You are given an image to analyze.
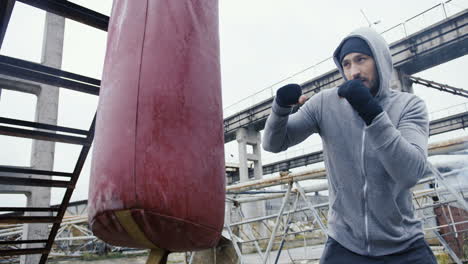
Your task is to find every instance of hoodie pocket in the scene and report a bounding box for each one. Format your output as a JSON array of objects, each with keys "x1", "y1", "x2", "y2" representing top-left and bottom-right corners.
[
  {"x1": 369, "y1": 188, "x2": 405, "y2": 238},
  {"x1": 329, "y1": 187, "x2": 364, "y2": 241}
]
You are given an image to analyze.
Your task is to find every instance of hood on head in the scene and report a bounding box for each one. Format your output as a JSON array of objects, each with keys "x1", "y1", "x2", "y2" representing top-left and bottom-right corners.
[{"x1": 333, "y1": 27, "x2": 393, "y2": 99}]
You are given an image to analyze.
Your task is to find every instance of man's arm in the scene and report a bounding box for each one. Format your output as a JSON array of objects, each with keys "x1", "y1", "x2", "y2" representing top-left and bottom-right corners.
[
  {"x1": 366, "y1": 97, "x2": 429, "y2": 188},
  {"x1": 338, "y1": 80, "x2": 429, "y2": 188},
  {"x1": 262, "y1": 90, "x2": 322, "y2": 153}
]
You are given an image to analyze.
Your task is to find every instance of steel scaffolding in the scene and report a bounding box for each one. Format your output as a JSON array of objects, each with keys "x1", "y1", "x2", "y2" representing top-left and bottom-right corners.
[
  {"x1": 0, "y1": 160, "x2": 467, "y2": 263},
  {"x1": 223, "y1": 164, "x2": 468, "y2": 264}
]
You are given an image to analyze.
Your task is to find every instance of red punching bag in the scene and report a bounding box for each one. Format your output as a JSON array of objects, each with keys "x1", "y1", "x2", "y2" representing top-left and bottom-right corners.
[{"x1": 88, "y1": 0, "x2": 225, "y2": 254}]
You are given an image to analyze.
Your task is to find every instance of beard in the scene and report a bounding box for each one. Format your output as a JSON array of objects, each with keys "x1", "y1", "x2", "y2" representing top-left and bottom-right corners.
[{"x1": 369, "y1": 78, "x2": 380, "y2": 96}]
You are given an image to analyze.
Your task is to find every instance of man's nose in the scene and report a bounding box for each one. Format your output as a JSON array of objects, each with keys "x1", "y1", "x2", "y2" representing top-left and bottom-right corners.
[{"x1": 350, "y1": 65, "x2": 361, "y2": 80}]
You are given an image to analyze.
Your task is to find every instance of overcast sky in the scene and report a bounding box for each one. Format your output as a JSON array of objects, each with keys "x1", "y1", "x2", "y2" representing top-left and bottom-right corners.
[{"x1": 0, "y1": 0, "x2": 467, "y2": 206}]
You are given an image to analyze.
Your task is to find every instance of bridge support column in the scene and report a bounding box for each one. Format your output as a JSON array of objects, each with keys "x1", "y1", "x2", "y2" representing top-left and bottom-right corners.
[
  {"x1": 236, "y1": 127, "x2": 263, "y2": 181},
  {"x1": 391, "y1": 68, "x2": 413, "y2": 93},
  {"x1": 19, "y1": 12, "x2": 64, "y2": 264},
  {"x1": 236, "y1": 127, "x2": 267, "y2": 243}
]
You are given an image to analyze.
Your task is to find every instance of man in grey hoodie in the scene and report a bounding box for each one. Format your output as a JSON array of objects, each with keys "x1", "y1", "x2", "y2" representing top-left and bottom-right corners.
[{"x1": 263, "y1": 28, "x2": 437, "y2": 263}]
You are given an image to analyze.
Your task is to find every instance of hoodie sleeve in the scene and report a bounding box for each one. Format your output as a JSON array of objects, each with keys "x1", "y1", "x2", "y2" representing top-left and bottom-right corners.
[
  {"x1": 366, "y1": 97, "x2": 429, "y2": 188},
  {"x1": 262, "y1": 92, "x2": 323, "y2": 153}
]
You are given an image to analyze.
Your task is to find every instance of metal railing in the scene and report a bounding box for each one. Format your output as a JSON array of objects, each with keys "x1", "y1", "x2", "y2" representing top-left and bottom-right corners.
[
  {"x1": 429, "y1": 102, "x2": 468, "y2": 121},
  {"x1": 224, "y1": 167, "x2": 468, "y2": 264}
]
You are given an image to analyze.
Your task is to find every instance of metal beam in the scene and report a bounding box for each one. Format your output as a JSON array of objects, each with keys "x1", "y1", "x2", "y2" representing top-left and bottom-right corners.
[
  {"x1": 262, "y1": 183, "x2": 292, "y2": 264},
  {"x1": 0, "y1": 112, "x2": 94, "y2": 264},
  {"x1": 234, "y1": 182, "x2": 329, "y2": 203},
  {"x1": 0, "y1": 216, "x2": 59, "y2": 224},
  {"x1": 0, "y1": 55, "x2": 100, "y2": 86},
  {"x1": 296, "y1": 182, "x2": 327, "y2": 233},
  {"x1": 0, "y1": 55, "x2": 100, "y2": 95},
  {"x1": 430, "y1": 111, "x2": 468, "y2": 136},
  {"x1": 0, "y1": 116, "x2": 89, "y2": 135},
  {"x1": 0, "y1": 0, "x2": 15, "y2": 49},
  {"x1": 0, "y1": 248, "x2": 48, "y2": 256},
  {"x1": 0, "y1": 176, "x2": 71, "y2": 188},
  {"x1": 428, "y1": 136, "x2": 468, "y2": 155},
  {"x1": 17, "y1": 0, "x2": 109, "y2": 31},
  {"x1": 432, "y1": 230, "x2": 463, "y2": 264},
  {"x1": 227, "y1": 168, "x2": 326, "y2": 193},
  {"x1": 0, "y1": 166, "x2": 73, "y2": 177},
  {"x1": 0, "y1": 76, "x2": 40, "y2": 95},
  {"x1": 228, "y1": 164, "x2": 460, "y2": 195},
  {"x1": 409, "y1": 75, "x2": 468, "y2": 98},
  {"x1": 39, "y1": 115, "x2": 96, "y2": 264},
  {"x1": 0, "y1": 207, "x2": 59, "y2": 212},
  {"x1": 0, "y1": 125, "x2": 90, "y2": 145},
  {"x1": 0, "y1": 240, "x2": 48, "y2": 245}
]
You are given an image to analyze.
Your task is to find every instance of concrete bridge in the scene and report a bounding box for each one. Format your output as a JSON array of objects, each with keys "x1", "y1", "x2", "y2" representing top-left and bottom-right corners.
[{"x1": 223, "y1": 9, "x2": 468, "y2": 143}]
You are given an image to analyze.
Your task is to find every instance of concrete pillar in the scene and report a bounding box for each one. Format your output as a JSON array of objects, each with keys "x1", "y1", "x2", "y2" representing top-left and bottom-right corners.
[
  {"x1": 235, "y1": 127, "x2": 266, "y2": 243},
  {"x1": 236, "y1": 127, "x2": 263, "y2": 181},
  {"x1": 390, "y1": 68, "x2": 413, "y2": 93},
  {"x1": 21, "y1": 12, "x2": 64, "y2": 264}
]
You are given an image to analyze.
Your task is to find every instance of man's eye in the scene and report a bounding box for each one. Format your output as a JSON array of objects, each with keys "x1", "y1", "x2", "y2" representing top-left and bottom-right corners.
[
  {"x1": 342, "y1": 62, "x2": 349, "y2": 67},
  {"x1": 358, "y1": 57, "x2": 366, "y2": 62}
]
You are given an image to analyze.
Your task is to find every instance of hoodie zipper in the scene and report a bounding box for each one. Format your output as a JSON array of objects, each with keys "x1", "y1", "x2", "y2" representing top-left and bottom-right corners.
[{"x1": 361, "y1": 129, "x2": 370, "y2": 254}]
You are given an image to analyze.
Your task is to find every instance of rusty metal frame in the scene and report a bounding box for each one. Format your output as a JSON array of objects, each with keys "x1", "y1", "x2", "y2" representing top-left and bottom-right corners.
[
  {"x1": 0, "y1": 1, "x2": 105, "y2": 263},
  {"x1": 16, "y1": 0, "x2": 109, "y2": 31},
  {"x1": 408, "y1": 75, "x2": 468, "y2": 98}
]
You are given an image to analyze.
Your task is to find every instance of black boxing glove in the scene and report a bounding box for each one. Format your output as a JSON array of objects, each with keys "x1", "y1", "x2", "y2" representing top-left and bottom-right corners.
[
  {"x1": 275, "y1": 83, "x2": 302, "y2": 107},
  {"x1": 338, "y1": 79, "x2": 383, "y2": 125}
]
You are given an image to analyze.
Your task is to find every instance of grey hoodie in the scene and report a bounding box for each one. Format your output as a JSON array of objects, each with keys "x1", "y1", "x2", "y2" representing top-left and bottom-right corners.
[{"x1": 262, "y1": 27, "x2": 429, "y2": 256}]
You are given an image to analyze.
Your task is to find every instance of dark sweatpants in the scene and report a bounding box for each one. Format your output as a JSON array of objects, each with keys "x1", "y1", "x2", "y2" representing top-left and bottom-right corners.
[{"x1": 320, "y1": 236, "x2": 438, "y2": 264}]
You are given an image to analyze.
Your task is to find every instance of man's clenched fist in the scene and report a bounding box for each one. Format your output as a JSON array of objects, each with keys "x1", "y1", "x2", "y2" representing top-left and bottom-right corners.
[
  {"x1": 338, "y1": 79, "x2": 382, "y2": 125},
  {"x1": 275, "y1": 84, "x2": 305, "y2": 107}
]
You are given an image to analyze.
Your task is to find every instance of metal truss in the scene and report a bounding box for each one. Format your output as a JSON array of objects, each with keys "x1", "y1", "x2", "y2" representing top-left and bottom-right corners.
[
  {"x1": 0, "y1": 163, "x2": 466, "y2": 263},
  {"x1": 408, "y1": 75, "x2": 468, "y2": 99},
  {"x1": 0, "y1": 0, "x2": 106, "y2": 262},
  {"x1": 0, "y1": 215, "x2": 144, "y2": 263}
]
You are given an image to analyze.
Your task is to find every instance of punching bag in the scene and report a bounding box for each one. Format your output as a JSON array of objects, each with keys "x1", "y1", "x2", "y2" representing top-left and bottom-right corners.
[{"x1": 88, "y1": 0, "x2": 225, "y2": 254}]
